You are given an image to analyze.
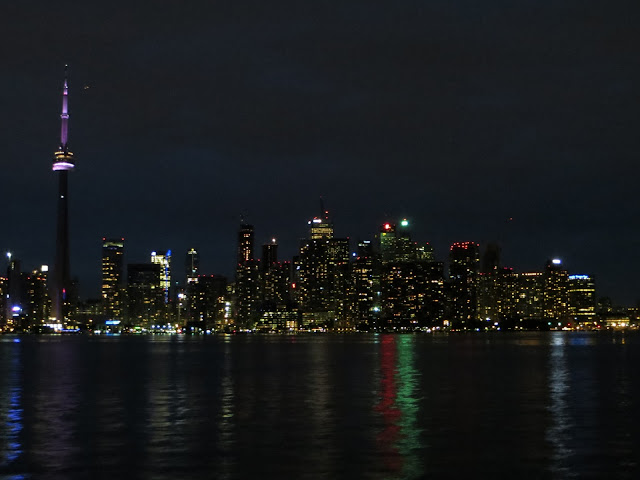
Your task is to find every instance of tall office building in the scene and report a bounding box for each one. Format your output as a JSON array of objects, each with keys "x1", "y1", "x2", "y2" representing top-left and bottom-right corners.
[
  {"x1": 102, "y1": 238, "x2": 125, "y2": 320},
  {"x1": 185, "y1": 248, "x2": 199, "y2": 284},
  {"x1": 568, "y1": 274, "x2": 596, "y2": 324},
  {"x1": 379, "y1": 219, "x2": 415, "y2": 264},
  {"x1": 127, "y1": 263, "x2": 163, "y2": 327},
  {"x1": 517, "y1": 272, "x2": 544, "y2": 321},
  {"x1": 351, "y1": 240, "x2": 379, "y2": 328},
  {"x1": 5, "y1": 257, "x2": 26, "y2": 325},
  {"x1": 476, "y1": 243, "x2": 501, "y2": 323},
  {"x1": 26, "y1": 266, "x2": 50, "y2": 325},
  {"x1": 378, "y1": 222, "x2": 444, "y2": 329},
  {"x1": 448, "y1": 241, "x2": 480, "y2": 327},
  {"x1": 51, "y1": 66, "x2": 75, "y2": 323},
  {"x1": 151, "y1": 250, "x2": 172, "y2": 304},
  {"x1": 543, "y1": 259, "x2": 569, "y2": 325},
  {"x1": 235, "y1": 223, "x2": 260, "y2": 327},
  {"x1": 260, "y1": 239, "x2": 289, "y2": 304},
  {"x1": 0, "y1": 275, "x2": 7, "y2": 329},
  {"x1": 308, "y1": 213, "x2": 334, "y2": 240},
  {"x1": 298, "y1": 211, "x2": 350, "y2": 329},
  {"x1": 237, "y1": 224, "x2": 254, "y2": 264},
  {"x1": 190, "y1": 275, "x2": 228, "y2": 330}
]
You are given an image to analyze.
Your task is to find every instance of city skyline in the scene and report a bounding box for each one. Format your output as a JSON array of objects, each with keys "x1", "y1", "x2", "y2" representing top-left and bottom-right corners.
[{"x1": 2, "y1": 1, "x2": 639, "y2": 304}]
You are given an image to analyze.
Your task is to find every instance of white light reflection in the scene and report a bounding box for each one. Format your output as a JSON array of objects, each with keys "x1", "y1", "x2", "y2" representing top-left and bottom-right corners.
[{"x1": 547, "y1": 333, "x2": 573, "y2": 475}]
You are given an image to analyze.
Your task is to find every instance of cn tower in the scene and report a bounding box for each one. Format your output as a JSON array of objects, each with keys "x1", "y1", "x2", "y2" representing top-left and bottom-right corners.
[{"x1": 51, "y1": 65, "x2": 75, "y2": 323}]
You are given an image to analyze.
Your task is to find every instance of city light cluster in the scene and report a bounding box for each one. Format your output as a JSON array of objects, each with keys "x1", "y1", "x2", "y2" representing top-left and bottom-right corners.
[{"x1": 0, "y1": 215, "x2": 636, "y2": 335}]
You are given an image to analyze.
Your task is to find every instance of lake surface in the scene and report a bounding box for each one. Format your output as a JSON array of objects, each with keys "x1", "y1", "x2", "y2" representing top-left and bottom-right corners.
[{"x1": 0, "y1": 332, "x2": 639, "y2": 479}]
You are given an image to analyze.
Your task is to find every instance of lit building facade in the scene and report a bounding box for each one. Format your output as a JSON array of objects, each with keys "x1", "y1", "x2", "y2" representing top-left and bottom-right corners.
[
  {"x1": 102, "y1": 238, "x2": 124, "y2": 320},
  {"x1": 448, "y1": 242, "x2": 480, "y2": 327},
  {"x1": 568, "y1": 274, "x2": 596, "y2": 324},
  {"x1": 185, "y1": 248, "x2": 199, "y2": 284},
  {"x1": 151, "y1": 250, "x2": 171, "y2": 304},
  {"x1": 298, "y1": 212, "x2": 350, "y2": 329},
  {"x1": 544, "y1": 259, "x2": 569, "y2": 325},
  {"x1": 235, "y1": 223, "x2": 260, "y2": 327},
  {"x1": 127, "y1": 263, "x2": 163, "y2": 327},
  {"x1": 0, "y1": 275, "x2": 6, "y2": 329},
  {"x1": 26, "y1": 266, "x2": 50, "y2": 325},
  {"x1": 379, "y1": 220, "x2": 415, "y2": 265},
  {"x1": 517, "y1": 272, "x2": 545, "y2": 321},
  {"x1": 351, "y1": 240, "x2": 380, "y2": 328},
  {"x1": 189, "y1": 275, "x2": 228, "y2": 330}
]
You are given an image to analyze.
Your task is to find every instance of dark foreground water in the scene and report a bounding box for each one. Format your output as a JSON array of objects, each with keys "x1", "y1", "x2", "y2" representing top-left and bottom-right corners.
[{"x1": 0, "y1": 332, "x2": 639, "y2": 479}]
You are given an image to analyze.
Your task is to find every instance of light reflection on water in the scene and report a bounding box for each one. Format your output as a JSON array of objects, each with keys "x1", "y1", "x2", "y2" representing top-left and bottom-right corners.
[
  {"x1": 0, "y1": 333, "x2": 639, "y2": 479},
  {"x1": 547, "y1": 333, "x2": 573, "y2": 476},
  {"x1": 0, "y1": 339, "x2": 24, "y2": 480}
]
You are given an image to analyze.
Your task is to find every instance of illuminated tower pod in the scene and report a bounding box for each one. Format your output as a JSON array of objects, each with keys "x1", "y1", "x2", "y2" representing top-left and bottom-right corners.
[
  {"x1": 102, "y1": 238, "x2": 125, "y2": 320},
  {"x1": 51, "y1": 66, "x2": 75, "y2": 323}
]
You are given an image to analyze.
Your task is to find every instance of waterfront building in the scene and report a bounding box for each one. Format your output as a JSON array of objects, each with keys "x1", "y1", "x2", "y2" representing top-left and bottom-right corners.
[
  {"x1": 448, "y1": 241, "x2": 480, "y2": 328},
  {"x1": 259, "y1": 239, "x2": 291, "y2": 305},
  {"x1": 151, "y1": 250, "x2": 172, "y2": 304},
  {"x1": 5, "y1": 257, "x2": 27, "y2": 330},
  {"x1": 543, "y1": 259, "x2": 569, "y2": 325},
  {"x1": 102, "y1": 238, "x2": 124, "y2": 320},
  {"x1": 381, "y1": 260, "x2": 444, "y2": 329},
  {"x1": 235, "y1": 223, "x2": 260, "y2": 327},
  {"x1": 189, "y1": 275, "x2": 227, "y2": 330},
  {"x1": 517, "y1": 272, "x2": 545, "y2": 322},
  {"x1": 0, "y1": 275, "x2": 6, "y2": 329},
  {"x1": 127, "y1": 263, "x2": 163, "y2": 327},
  {"x1": 308, "y1": 208, "x2": 334, "y2": 240},
  {"x1": 568, "y1": 274, "x2": 596, "y2": 325},
  {"x1": 298, "y1": 211, "x2": 350, "y2": 329},
  {"x1": 379, "y1": 220, "x2": 416, "y2": 265},
  {"x1": 26, "y1": 266, "x2": 50, "y2": 326},
  {"x1": 377, "y1": 222, "x2": 444, "y2": 329},
  {"x1": 351, "y1": 240, "x2": 380, "y2": 328},
  {"x1": 185, "y1": 248, "x2": 199, "y2": 284},
  {"x1": 51, "y1": 66, "x2": 75, "y2": 323}
]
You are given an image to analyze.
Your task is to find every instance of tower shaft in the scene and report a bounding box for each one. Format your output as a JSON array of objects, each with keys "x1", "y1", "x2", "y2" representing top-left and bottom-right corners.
[{"x1": 52, "y1": 171, "x2": 70, "y2": 322}]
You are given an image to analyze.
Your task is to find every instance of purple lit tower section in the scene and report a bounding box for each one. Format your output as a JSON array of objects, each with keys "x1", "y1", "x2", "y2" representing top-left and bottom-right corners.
[{"x1": 51, "y1": 66, "x2": 75, "y2": 323}]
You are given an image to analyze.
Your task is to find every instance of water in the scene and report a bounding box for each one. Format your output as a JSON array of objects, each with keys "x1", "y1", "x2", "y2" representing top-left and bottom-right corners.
[{"x1": 0, "y1": 332, "x2": 639, "y2": 479}]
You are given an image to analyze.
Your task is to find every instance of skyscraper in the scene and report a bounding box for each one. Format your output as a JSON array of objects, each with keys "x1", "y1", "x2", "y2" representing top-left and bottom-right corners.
[
  {"x1": 237, "y1": 224, "x2": 254, "y2": 264},
  {"x1": 235, "y1": 223, "x2": 260, "y2": 327},
  {"x1": 568, "y1": 274, "x2": 596, "y2": 324},
  {"x1": 448, "y1": 241, "x2": 480, "y2": 327},
  {"x1": 127, "y1": 263, "x2": 163, "y2": 327},
  {"x1": 51, "y1": 66, "x2": 75, "y2": 323},
  {"x1": 298, "y1": 211, "x2": 350, "y2": 329},
  {"x1": 544, "y1": 259, "x2": 569, "y2": 325},
  {"x1": 185, "y1": 248, "x2": 199, "y2": 284},
  {"x1": 151, "y1": 250, "x2": 172, "y2": 303},
  {"x1": 102, "y1": 238, "x2": 125, "y2": 320},
  {"x1": 26, "y1": 266, "x2": 50, "y2": 326}
]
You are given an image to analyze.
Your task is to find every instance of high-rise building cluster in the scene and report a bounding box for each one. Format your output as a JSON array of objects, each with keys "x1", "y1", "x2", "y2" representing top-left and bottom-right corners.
[
  {"x1": 2, "y1": 210, "x2": 635, "y2": 333},
  {"x1": 0, "y1": 69, "x2": 632, "y2": 334}
]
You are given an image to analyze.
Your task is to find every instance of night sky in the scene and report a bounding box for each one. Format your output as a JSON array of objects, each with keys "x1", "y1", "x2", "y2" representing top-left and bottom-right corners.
[{"x1": 2, "y1": 1, "x2": 639, "y2": 304}]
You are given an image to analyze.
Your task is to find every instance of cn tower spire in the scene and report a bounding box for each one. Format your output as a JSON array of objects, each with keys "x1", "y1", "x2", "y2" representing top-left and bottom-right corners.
[
  {"x1": 53, "y1": 65, "x2": 74, "y2": 172},
  {"x1": 60, "y1": 64, "x2": 69, "y2": 151}
]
